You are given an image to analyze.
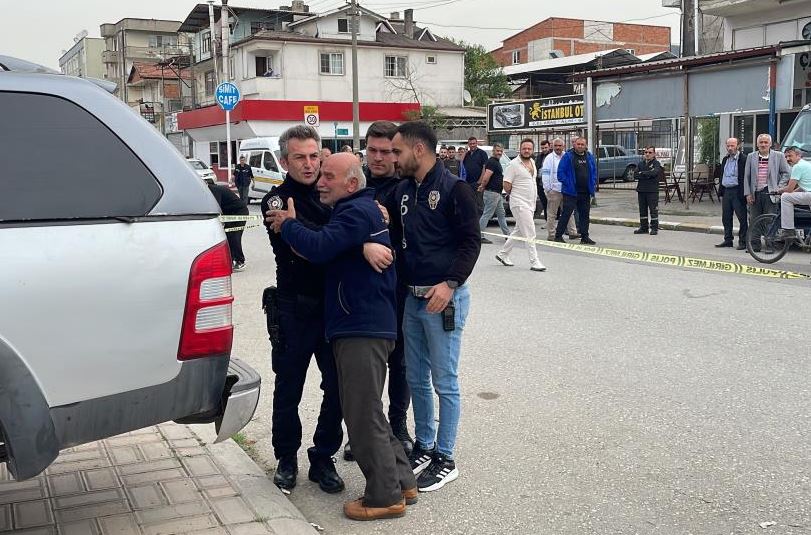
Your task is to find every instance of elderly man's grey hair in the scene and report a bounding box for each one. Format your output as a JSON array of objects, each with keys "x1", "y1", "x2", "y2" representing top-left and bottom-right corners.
[
  {"x1": 279, "y1": 125, "x2": 321, "y2": 159},
  {"x1": 492, "y1": 142, "x2": 504, "y2": 150},
  {"x1": 346, "y1": 160, "x2": 366, "y2": 188},
  {"x1": 757, "y1": 133, "x2": 773, "y2": 143}
]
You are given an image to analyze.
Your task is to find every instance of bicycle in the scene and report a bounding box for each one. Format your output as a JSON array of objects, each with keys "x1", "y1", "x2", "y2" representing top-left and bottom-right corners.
[{"x1": 747, "y1": 195, "x2": 811, "y2": 263}]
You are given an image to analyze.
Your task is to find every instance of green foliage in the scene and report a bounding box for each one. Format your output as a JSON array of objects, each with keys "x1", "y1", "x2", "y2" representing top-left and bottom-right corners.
[
  {"x1": 452, "y1": 40, "x2": 511, "y2": 106},
  {"x1": 697, "y1": 117, "x2": 720, "y2": 166},
  {"x1": 404, "y1": 105, "x2": 448, "y2": 129}
]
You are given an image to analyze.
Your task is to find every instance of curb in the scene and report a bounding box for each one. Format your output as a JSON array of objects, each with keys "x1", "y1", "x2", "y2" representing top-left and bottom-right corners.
[
  {"x1": 188, "y1": 424, "x2": 319, "y2": 535},
  {"x1": 590, "y1": 216, "x2": 730, "y2": 235}
]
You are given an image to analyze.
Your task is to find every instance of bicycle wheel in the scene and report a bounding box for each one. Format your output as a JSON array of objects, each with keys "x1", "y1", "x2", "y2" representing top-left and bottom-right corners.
[{"x1": 747, "y1": 213, "x2": 790, "y2": 263}]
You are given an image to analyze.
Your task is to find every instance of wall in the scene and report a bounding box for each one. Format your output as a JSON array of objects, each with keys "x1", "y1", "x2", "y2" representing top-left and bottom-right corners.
[
  {"x1": 230, "y1": 40, "x2": 463, "y2": 107},
  {"x1": 724, "y1": 10, "x2": 811, "y2": 49}
]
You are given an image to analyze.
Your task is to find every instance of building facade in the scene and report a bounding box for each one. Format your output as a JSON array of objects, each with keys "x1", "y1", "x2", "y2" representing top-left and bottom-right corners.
[
  {"x1": 177, "y1": 2, "x2": 465, "y2": 173},
  {"x1": 58, "y1": 36, "x2": 105, "y2": 79},
  {"x1": 700, "y1": 0, "x2": 811, "y2": 51},
  {"x1": 99, "y1": 18, "x2": 191, "y2": 110},
  {"x1": 491, "y1": 18, "x2": 671, "y2": 67}
]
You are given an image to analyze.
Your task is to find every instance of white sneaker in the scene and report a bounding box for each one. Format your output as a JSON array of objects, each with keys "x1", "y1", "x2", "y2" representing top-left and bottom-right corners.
[
  {"x1": 495, "y1": 253, "x2": 514, "y2": 267},
  {"x1": 530, "y1": 261, "x2": 546, "y2": 272}
]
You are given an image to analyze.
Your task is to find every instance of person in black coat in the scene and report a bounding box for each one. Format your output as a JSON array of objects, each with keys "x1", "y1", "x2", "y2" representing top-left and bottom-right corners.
[
  {"x1": 205, "y1": 178, "x2": 248, "y2": 270},
  {"x1": 714, "y1": 137, "x2": 748, "y2": 249},
  {"x1": 634, "y1": 146, "x2": 663, "y2": 235}
]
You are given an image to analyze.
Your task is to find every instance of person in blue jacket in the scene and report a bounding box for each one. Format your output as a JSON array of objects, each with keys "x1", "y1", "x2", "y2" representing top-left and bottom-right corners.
[
  {"x1": 267, "y1": 152, "x2": 416, "y2": 522},
  {"x1": 554, "y1": 137, "x2": 598, "y2": 245}
]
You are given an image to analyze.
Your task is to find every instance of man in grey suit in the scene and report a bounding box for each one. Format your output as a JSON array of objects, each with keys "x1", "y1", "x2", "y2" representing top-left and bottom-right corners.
[{"x1": 744, "y1": 133, "x2": 791, "y2": 250}]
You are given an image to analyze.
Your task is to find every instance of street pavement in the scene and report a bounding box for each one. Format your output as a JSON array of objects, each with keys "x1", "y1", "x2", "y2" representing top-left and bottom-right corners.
[{"x1": 231, "y1": 202, "x2": 810, "y2": 535}]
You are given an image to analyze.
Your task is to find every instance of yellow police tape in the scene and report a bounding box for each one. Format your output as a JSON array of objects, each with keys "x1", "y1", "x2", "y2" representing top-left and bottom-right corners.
[
  {"x1": 482, "y1": 231, "x2": 811, "y2": 280},
  {"x1": 218, "y1": 214, "x2": 263, "y2": 233}
]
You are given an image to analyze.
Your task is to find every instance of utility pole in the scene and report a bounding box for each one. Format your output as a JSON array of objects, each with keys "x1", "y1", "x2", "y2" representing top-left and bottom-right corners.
[
  {"x1": 350, "y1": 0, "x2": 360, "y2": 150},
  {"x1": 221, "y1": 0, "x2": 233, "y2": 185},
  {"x1": 207, "y1": 0, "x2": 219, "y2": 83},
  {"x1": 681, "y1": 0, "x2": 697, "y2": 57}
]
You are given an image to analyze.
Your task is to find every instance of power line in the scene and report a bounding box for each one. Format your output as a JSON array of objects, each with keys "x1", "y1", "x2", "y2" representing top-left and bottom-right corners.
[{"x1": 415, "y1": 12, "x2": 679, "y2": 32}]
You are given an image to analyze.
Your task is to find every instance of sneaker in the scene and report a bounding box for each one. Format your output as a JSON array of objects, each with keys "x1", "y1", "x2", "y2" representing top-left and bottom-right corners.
[
  {"x1": 233, "y1": 261, "x2": 246, "y2": 272},
  {"x1": 416, "y1": 454, "x2": 458, "y2": 492},
  {"x1": 408, "y1": 443, "x2": 435, "y2": 475},
  {"x1": 580, "y1": 237, "x2": 596, "y2": 245},
  {"x1": 481, "y1": 236, "x2": 493, "y2": 244},
  {"x1": 529, "y1": 261, "x2": 547, "y2": 272},
  {"x1": 553, "y1": 236, "x2": 566, "y2": 243},
  {"x1": 495, "y1": 253, "x2": 514, "y2": 267}
]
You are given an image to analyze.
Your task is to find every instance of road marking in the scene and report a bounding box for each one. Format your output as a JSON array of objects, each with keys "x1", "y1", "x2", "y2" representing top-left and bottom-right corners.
[{"x1": 483, "y1": 231, "x2": 811, "y2": 280}]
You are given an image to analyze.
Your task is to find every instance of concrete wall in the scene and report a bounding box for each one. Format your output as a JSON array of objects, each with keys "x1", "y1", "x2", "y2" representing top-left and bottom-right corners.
[{"x1": 724, "y1": 10, "x2": 811, "y2": 50}]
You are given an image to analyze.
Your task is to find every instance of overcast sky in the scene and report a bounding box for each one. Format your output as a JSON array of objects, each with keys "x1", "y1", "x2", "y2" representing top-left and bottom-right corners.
[{"x1": 1, "y1": 0, "x2": 682, "y2": 69}]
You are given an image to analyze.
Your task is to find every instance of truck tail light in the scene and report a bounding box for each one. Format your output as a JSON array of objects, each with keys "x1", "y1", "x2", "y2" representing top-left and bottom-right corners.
[{"x1": 178, "y1": 241, "x2": 234, "y2": 360}]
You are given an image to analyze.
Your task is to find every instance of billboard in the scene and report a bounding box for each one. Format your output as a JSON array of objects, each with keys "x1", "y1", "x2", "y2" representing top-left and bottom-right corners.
[{"x1": 488, "y1": 95, "x2": 585, "y2": 132}]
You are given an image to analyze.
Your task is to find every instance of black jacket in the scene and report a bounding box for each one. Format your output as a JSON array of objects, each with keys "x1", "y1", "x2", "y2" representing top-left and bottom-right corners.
[
  {"x1": 714, "y1": 153, "x2": 746, "y2": 199},
  {"x1": 262, "y1": 177, "x2": 331, "y2": 299},
  {"x1": 636, "y1": 158, "x2": 662, "y2": 193},
  {"x1": 387, "y1": 162, "x2": 480, "y2": 287},
  {"x1": 233, "y1": 163, "x2": 253, "y2": 188},
  {"x1": 208, "y1": 183, "x2": 248, "y2": 216}
]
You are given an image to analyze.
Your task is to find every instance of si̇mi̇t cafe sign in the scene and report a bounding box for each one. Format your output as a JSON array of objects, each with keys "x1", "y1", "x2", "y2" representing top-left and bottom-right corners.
[{"x1": 488, "y1": 95, "x2": 585, "y2": 132}]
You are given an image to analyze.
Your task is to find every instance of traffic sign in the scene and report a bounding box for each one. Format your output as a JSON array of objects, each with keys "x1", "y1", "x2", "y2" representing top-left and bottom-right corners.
[
  {"x1": 304, "y1": 105, "x2": 320, "y2": 127},
  {"x1": 215, "y1": 82, "x2": 241, "y2": 111}
]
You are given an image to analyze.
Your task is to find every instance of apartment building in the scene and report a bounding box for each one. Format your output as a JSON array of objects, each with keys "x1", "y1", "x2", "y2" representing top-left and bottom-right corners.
[{"x1": 58, "y1": 35, "x2": 105, "y2": 79}]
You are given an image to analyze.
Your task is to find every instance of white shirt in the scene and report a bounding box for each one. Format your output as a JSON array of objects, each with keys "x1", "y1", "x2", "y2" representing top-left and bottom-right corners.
[
  {"x1": 504, "y1": 157, "x2": 537, "y2": 208},
  {"x1": 541, "y1": 151, "x2": 563, "y2": 192}
]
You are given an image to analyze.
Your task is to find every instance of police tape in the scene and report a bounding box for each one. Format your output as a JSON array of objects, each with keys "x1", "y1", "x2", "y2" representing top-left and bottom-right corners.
[
  {"x1": 482, "y1": 231, "x2": 811, "y2": 280},
  {"x1": 218, "y1": 215, "x2": 263, "y2": 233}
]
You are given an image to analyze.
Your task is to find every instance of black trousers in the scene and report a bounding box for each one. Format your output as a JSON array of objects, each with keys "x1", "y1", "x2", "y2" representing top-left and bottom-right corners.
[
  {"x1": 536, "y1": 178, "x2": 548, "y2": 218},
  {"x1": 637, "y1": 191, "x2": 659, "y2": 230},
  {"x1": 224, "y1": 223, "x2": 245, "y2": 263},
  {"x1": 720, "y1": 186, "x2": 748, "y2": 244},
  {"x1": 333, "y1": 338, "x2": 415, "y2": 507},
  {"x1": 387, "y1": 286, "x2": 410, "y2": 425},
  {"x1": 271, "y1": 296, "x2": 343, "y2": 461},
  {"x1": 556, "y1": 193, "x2": 591, "y2": 239}
]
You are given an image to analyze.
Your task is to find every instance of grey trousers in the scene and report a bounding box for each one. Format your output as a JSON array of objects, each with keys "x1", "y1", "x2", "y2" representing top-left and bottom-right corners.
[{"x1": 333, "y1": 338, "x2": 415, "y2": 507}]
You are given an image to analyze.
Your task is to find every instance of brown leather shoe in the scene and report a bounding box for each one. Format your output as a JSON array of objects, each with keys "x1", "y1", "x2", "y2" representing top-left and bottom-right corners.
[
  {"x1": 344, "y1": 498, "x2": 406, "y2": 521},
  {"x1": 403, "y1": 487, "x2": 418, "y2": 505}
]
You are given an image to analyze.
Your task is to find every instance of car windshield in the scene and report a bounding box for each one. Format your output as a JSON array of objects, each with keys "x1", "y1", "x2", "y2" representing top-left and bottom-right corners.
[
  {"x1": 188, "y1": 160, "x2": 207, "y2": 170},
  {"x1": 782, "y1": 109, "x2": 811, "y2": 153}
]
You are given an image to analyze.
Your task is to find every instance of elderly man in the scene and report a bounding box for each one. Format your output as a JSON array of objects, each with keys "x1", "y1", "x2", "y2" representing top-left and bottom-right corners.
[
  {"x1": 779, "y1": 146, "x2": 811, "y2": 238},
  {"x1": 714, "y1": 138, "x2": 747, "y2": 249},
  {"x1": 542, "y1": 138, "x2": 577, "y2": 240},
  {"x1": 496, "y1": 138, "x2": 546, "y2": 271},
  {"x1": 268, "y1": 152, "x2": 416, "y2": 521},
  {"x1": 744, "y1": 133, "x2": 791, "y2": 251}
]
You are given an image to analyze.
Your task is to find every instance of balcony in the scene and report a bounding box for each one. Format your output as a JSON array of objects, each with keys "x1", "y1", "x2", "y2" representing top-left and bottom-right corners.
[
  {"x1": 699, "y1": 0, "x2": 782, "y2": 16},
  {"x1": 102, "y1": 50, "x2": 119, "y2": 63},
  {"x1": 239, "y1": 76, "x2": 283, "y2": 98},
  {"x1": 100, "y1": 23, "x2": 116, "y2": 38}
]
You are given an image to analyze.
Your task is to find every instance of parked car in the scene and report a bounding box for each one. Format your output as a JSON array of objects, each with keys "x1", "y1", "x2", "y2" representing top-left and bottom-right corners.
[
  {"x1": 596, "y1": 145, "x2": 643, "y2": 182},
  {"x1": 187, "y1": 158, "x2": 217, "y2": 182},
  {"x1": 0, "y1": 55, "x2": 260, "y2": 481}
]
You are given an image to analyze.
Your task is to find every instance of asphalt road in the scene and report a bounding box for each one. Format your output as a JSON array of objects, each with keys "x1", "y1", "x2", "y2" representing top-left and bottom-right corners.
[{"x1": 231, "y1": 206, "x2": 810, "y2": 535}]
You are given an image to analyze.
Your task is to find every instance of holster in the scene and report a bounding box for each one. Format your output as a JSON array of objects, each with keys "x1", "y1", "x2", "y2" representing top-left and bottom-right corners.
[{"x1": 262, "y1": 286, "x2": 281, "y2": 346}]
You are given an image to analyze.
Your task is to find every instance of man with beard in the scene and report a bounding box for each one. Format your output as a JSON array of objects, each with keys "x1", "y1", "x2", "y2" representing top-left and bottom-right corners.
[
  {"x1": 496, "y1": 139, "x2": 546, "y2": 271},
  {"x1": 554, "y1": 137, "x2": 598, "y2": 245},
  {"x1": 388, "y1": 121, "x2": 480, "y2": 492}
]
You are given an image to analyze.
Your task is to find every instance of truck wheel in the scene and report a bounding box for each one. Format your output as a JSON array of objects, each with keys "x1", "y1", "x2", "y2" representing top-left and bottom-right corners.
[{"x1": 623, "y1": 166, "x2": 637, "y2": 182}]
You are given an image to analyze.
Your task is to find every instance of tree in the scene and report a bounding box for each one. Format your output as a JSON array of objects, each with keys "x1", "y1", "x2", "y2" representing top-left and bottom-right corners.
[{"x1": 456, "y1": 41, "x2": 511, "y2": 106}]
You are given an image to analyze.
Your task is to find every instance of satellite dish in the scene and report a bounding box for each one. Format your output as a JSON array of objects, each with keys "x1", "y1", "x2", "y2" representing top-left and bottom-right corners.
[
  {"x1": 463, "y1": 89, "x2": 472, "y2": 105},
  {"x1": 74, "y1": 29, "x2": 89, "y2": 43},
  {"x1": 803, "y1": 22, "x2": 811, "y2": 40}
]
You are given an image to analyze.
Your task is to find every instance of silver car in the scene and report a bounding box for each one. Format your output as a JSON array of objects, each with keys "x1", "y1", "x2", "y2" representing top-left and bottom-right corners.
[{"x1": 0, "y1": 56, "x2": 260, "y2": 480}]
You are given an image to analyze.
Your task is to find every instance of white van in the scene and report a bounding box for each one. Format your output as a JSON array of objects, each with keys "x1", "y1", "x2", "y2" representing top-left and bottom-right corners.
[{"x1": 239, "y1": 137, "x2": 285, "y2": 200}]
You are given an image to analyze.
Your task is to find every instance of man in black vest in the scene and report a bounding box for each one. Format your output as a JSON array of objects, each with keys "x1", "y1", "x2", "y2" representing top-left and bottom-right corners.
[
  {"x1": 233, "y1": 155, "x2": 253, "y2": 202},
  {"x1": 388, "y1": 121, "x2": 480, "y2": 493},
  {"x1": 714, "y1": 137, "x2": 748, "y2": 249},
  {"x1": 634, "y1": 146, "x2": 663, "y2": 235}
]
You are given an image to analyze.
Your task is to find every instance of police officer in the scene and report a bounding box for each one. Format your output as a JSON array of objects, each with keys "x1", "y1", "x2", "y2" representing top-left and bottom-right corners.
[
  {"x1": 261, "y1": 125, "x2": 344, "y2": 494},
  {"x1": 634, "y1": 146, "x2": 663, "y2": 235},
  {"x1": 342, "y1": 120, "x2": 414, "y2": 464},
  {"x1": 233, "y1": 155, "x2": 253, "y2": 202},
  {"x1": 387, "y1": 121, "x2": 481, "y2": 493}
]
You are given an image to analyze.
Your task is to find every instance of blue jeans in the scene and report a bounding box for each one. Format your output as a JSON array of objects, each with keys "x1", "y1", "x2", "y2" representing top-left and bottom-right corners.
[
  {"x1": 479, "y1": 190, "x2": 510, "y2": 236},
  {"x1": 403, "y1": 285, "x2": 470, "y2": 458}
]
